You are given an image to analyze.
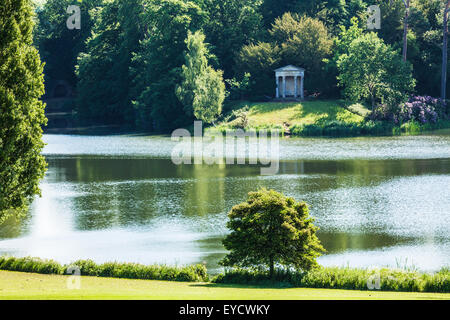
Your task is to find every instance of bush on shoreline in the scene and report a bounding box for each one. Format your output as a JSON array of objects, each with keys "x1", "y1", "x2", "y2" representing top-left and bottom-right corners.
[
  {"x1": 211, "y1": 267, "x2": 450, "y2": 293},
  {"x1": 1, "y1": 256, "x2": 448, "y2": 293},
  {"x1": 0, "y1": 256, "x2": 208, "y2": 282}
]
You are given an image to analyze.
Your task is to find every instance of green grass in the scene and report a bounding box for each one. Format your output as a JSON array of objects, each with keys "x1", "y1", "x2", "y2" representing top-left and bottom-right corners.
[
  {"x1": 213, "y1": 267, "x2": 450, "y2": 293},
  {"x1": 2, "y1": 256, "x2": 448, "y2": 294},
  {"x1": 1, "y1": 271, "x2": 449, "y2": 300},
  {"x1": 222, "y1": 100, "x2": 366, "y2": 129}
]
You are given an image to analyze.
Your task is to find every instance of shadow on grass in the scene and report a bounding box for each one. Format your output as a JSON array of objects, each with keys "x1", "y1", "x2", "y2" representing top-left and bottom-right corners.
[
  {"x1": 189, "y1": 282, "x2": 295, "y2": 290},
  {"x1": 249, "y1": 102, "x2": 301, "y2": 115},
  {"x1": 249, "y1": 100, "x2": 347, "y2": 122}
]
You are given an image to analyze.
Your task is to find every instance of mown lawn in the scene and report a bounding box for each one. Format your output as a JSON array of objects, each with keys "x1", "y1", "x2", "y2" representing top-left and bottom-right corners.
[
  {"x1": 223, "y1": 100, "x2": 366, "y2": 128},
  {"x1": 1, "y1": 271, "x2": 449, "y2": 300}
]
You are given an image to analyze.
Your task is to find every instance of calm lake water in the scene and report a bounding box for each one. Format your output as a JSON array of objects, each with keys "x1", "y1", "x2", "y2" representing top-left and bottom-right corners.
[{"x1": 0, "y1": 133, "x2": 449, "y2": 273}]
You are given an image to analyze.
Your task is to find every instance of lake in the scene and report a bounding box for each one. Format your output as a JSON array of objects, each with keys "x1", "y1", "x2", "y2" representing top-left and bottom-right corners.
[{"x1": 0, "y1": 133, "x2": 449, "y2": 273}]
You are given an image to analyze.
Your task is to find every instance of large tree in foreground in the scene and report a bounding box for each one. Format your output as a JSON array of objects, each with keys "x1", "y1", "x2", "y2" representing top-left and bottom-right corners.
[
  {"x1": 0, "y1": 0, "x2": 47, "y2": 223},
  {"x1": 221, "y1": 189, "x2": 325, "y2": 277}
]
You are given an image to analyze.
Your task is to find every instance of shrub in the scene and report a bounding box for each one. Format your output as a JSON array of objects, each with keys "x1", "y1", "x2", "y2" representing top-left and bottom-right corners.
[
  {"x1": 69, "y1": 259, "x2": 99, "y2": 276},
  {"x1": 212, "y1": 266, "x2": 450, "y2": 293},
  {"x1": 371, "y1": 96, "x2": 448, "y2": 125},
  {"x1": 290, "y1": 120, "x2": 393, "y2": 137},
  {"x1": 220, "y1": 188, "x2": 325, "y2": 277},
  {"x1": 399, "y1": 96, "x2": 447, "y2": 124},
  {"x1": 0, "y1": 256, "x2": 208, "y2": 282},
  {"x1": 0, "y1": 256, "x2": 62, "y2": 275}
]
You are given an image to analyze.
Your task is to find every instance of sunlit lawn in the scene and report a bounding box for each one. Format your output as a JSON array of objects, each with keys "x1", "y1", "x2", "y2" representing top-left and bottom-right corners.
[
  {"x1": 1, "y1": 271, "x2": 448, "y2": 300},
  {"x1": 224, "y1": 100, "x2": 366, "y2": 128}
]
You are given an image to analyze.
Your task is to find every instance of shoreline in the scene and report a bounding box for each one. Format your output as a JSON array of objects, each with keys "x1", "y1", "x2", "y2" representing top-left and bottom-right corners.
[
  {"x1": 1, "y1": 256, "x2": 448, "y2": 294},
  {"x1": 1, "y1": 271, "x2": 449, "y2": 300}
]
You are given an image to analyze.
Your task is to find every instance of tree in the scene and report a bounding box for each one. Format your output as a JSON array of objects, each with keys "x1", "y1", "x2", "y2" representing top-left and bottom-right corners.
[
  {"x1": 200, "y1": 0, "x2": 263, "y2": 78},
  {"x1": 131, "y1": 0, "x2": 207, "y2": 131},
  {"x1": 221, "y1": 189, "x2": 325, "y2": 277},
  {"x1": 236, "y1": 42, "x2": 281, "y2": 98},
  {"x1": 401, "y1": 0, "x2": 411, "y2": 61},
  {"x1": 272, "y1": 13, "x2": 333, "y2": 93},
  {"x1": 176, "y1": 31, "x2": 209, "y2": 117},
  {"x1": 76, "y1": 0, "x2": 145, "y2": 126},
  {"x1": 35, "y1": 0, "x2": 103, "y2": 89},
  {"x1": 337, "y1": 32, "x2": 415, "y2": 108},
  {"x1": 442, "y1": 0, "x2": 450, "y2": 100},
  {"x1": 376, "y1": 0, "x2": 404, "y2": 46},
  {"x1": 0, "y1": 0, "x2": 47, "y2": 223},
  {"x1": 325, "y1": 17, "x2": 364, "y2": 97},
  {"x1": 238, "y1": 13, "x2": 332, "y2": 98},
  {"x1": 260, "y1": 0, "x2": 360, "y2": 34},
  {"x1": 177, "y1": 31, "x2": 225, "y2": 124},
  {"x1": 192, "y1": 66, "x2": 225, "y2": 124}
]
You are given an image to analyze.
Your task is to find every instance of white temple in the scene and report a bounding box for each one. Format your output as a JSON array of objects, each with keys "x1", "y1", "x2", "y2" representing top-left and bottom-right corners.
[{"x1": 274, "y1": 65, "x2": 305, "y2": 100}]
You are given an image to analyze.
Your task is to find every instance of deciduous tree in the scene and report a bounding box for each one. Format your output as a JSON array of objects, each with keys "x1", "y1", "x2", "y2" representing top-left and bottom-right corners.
[
  {"x1": 337, "y1": 32, "x2": 415, "y2": 108},
  {"x1": 221, "y1": 189, "x2": 325, "y2": 277}
]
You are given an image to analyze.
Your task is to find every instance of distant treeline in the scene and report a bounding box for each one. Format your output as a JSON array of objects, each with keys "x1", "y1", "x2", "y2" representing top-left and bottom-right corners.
[{"x1": 34, "y1": 0, "x2": 450, "y2": 132}]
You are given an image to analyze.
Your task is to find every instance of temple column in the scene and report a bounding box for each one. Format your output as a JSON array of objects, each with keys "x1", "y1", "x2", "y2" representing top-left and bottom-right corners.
[
  {"x1": 300, "y1": 76, "x2": 304, "y2": 100},
  {"x1": 276, "y1": 76, "x2": 279, "y2": 98},
  {"x1": 294, "y1": 76, "x2": 298, "y2": 98},
  {"x1": 282, "y1": 76, "x2": 286, "y2": 98}
]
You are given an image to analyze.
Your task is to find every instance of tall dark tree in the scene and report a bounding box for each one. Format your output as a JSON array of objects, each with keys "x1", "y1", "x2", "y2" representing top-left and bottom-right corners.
[
  {"x1": 199, "y1": 0, "x2": 263, "y2": 78},
  {"x1": 260, "y1": 0, "x2": 303, "y2": 28},
  {"x1": 76, "y1": 0, "x2": 145, "y2": 125},
  {"x1": 131, "y1": 0, "x2": 207, "y2": 131},
  {"x1": 0, "y1": 0, "x2": 47, "y2": 223},
  {"x1": 35, "y1": 0, "x2": 103, "y2": 90},
  {"x1": 261, "y1": 0, "x2": 365, "y2": 35},
  {"x1": 402, "y1": 0, "x2": 411, "y2": 61},
  {"x1": 221, "y1": 189, "x2": 325, "y2": 277}
]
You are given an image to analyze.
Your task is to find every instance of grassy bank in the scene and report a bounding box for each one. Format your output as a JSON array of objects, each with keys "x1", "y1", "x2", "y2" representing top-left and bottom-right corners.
[
  {"x1": 1, "y1": 271, "x2": 449, "y2": 300},
  {"x1": 1, "y1": 256, "x2": 448, "y2": 294},
  {"x1": 215, "y1": 100, "x2": 450, "y2": 137},
  {"x1": 212, "y1": 267, "x2": 450, "y2": 293}
]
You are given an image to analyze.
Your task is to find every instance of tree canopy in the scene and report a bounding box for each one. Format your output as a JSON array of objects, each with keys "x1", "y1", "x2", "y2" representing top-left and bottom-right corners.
[
  {"x1": 27, "y1": 0, "x2": 450, "y2": 131},
  {"x1": 221, "y1": 189, "x2": 325, "y2": 276},
  {"x1": 337, "y1": 32, "x2": 415, "y2": 108}
]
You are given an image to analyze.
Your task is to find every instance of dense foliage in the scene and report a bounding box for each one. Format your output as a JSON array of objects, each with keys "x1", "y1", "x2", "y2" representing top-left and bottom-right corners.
[
  {"x1": 212, "y1": 266, "x2": 450, "y2": 293},
  {"x1": 0, "y1": 256, "x2": 208, "y2": 282},
  {"x1": 337, "y1": 32, "x2": 415, "y2": 108},
  {"x1": 370, "y1": 95, "x2": 449, "y2": 124},
  {"x1": 31, "y1": 0, "x2": 450, "y2": 132},
  {"x1": 0, "y1": 0, "x2": 47, "y2": 223},
  {"x1": 221, "y1": 189, "x2": 325, "y2": 277},
  {"x1": 237, "y1": 13, "x2": 333, "y2": 98},
  {"x1": 35, "y1": 0, "x2": 103, "y2": 90}
]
